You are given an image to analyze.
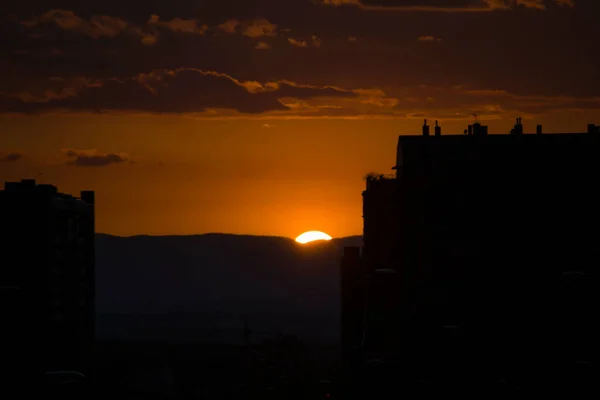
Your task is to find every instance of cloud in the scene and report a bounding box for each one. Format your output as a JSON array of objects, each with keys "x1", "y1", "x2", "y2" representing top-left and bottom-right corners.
[
  {"x1": 288, "y1": 38, "x2": 308, "y2": 47},
  {"x1": 9, "y1": 77, "x2": 103, "y2": 104},
  {"x1": 147, "y1": 15, "x2": 209, "y2": 35},
  {"x1": 3, "y1": 67, "x2": 599, "y2": 120},
  {"x1": 255, "y1": 41, "x2": 272, "y2": 50},
  {"x1": 22, "y1": 10, "x2": 129, "y2": 38},
  {"x1": 0, "y1": 152, "x2": 23, "y2": 162},
  {"x1": 218, "y1": 19, "x2": 240, "y2": 33},
  {"x1": 316, "y1": 0, "x2": 573, "y2": 11},
  {"x1": 217, "y1": 18, "x2": 277, "y2": 38},
  {"x1": 64, "y1": 149, "x2": 129, "y2": 167},
  {"x1": 242, "y1": 18, "x2": 277, "y2": 38},
  {"x1": 418, "y1": 35, "x2": 442, "y2": 42},
  {"x1": 20, "y1": 9, "x2": 156, "y2": 45},
  {"x1": 312, "y1": 35, "x2": 322, "y2": 48},
  {"x1": 554, "y1": 0, "x2": 575, "y2": 6},
  {"x1": 348, "y1": 36, "x2": 357, "y2": 42},
  {"x1": 1, "y1": 68, "x2": 357, "y2": 115},
  {"x1": 387, "y1": 85, "x2": 600, "y2": 120},
  {"x1": 262, "y1": 123, "x2": 276, "y2": 128},
  {"x1": 141, "y1": 35, "x2": 158, "y2": 46}
]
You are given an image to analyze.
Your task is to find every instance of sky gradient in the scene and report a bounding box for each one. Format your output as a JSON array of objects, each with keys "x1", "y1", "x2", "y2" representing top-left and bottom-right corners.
[{"x1": 1, "y1": 0, "x2": 598, "y2": 237}]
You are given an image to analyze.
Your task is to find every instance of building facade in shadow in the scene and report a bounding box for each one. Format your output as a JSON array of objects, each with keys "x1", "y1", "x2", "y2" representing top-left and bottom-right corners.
[
  {"x1": 0, "y1": 180, "x2": 95, "y2": 392},
  {"x1": 342, "y1": 121, "x2": 598, "y2": 397}
]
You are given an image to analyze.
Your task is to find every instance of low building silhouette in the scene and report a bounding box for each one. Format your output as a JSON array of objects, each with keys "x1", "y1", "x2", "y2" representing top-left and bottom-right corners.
[
  {"x1": 342, "y1": 120, "x2": 598, "y2": 396},
  {"x1": 0, "y1": 180, "x2": 95, "y2": 390}
]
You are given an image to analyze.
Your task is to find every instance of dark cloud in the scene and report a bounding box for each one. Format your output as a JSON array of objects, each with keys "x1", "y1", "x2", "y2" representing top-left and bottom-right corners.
[
  {"x1": 254, "y1": 41, "x2": 271, "y2": 50},
  {"x1": 0, "y1": 0, "x2": 597, "y2": 116},
  {"x1": 312, "y1": 35, "x2": 322, "y2": 47},
  {"x1": 19, "y1": 9, "x2": 156, "y2": 45},
  {"x1": 147, "y1": 15, "x2": 209, "y2": 36},
  {"x1": 64, "y1": 149, "x2": 128, "y2": 167},
  {"x1": 388, "y1": 85, "x2": 600, "y2": 120},
  {"x1": 17, "y1": 9, "x2": 214, "y2": 47},
  {"x1": 417, "y1": 35, "x2": 442, "y2": 42},
  {"x1": 318, "y1": 0, "x2": 483, "y2": 11},
  {"x1": 0, "y1": 152, "x2": 23, "y2": 162},
  {"x1": 241, "y1": 18, "x2": 277, "y2": 38},
  {"x1": 1, "y1": 68, "x2": 357, "y2": 114},
  {"x1": 218, "y1": 19, "x2": 240, "y2": 33},
  {"x1": 316, "y1": 0, "x2": 573, "y2": 11},
  {"x1": 288, "y1": 38, "x2": 308, "y2": 47},
  {"x1": 21, "y1": 10, "x2": 130, "y2": 38}
]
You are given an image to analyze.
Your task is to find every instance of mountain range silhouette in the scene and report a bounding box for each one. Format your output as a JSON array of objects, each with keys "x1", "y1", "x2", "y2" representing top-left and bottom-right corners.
[{"x1": 96, "y1": 233, "x2": 362, "y2": 344}]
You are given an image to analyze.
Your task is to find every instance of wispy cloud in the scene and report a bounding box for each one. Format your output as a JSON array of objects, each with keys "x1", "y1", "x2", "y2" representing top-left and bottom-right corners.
[
  {"x1": 21, "y1": 9, "x2": 156, "y2": 45},
  {"x1": 218, "y1": 19, "x2": 240, "y2": 33},
  {"x1": 288, "y1": 38, "x2": 308, "y2": 47},
  {"x1": 418, "y1": 35, "x2": 442, "y2": 42},
  {"x1": 64, "y1": 149, "x2": 129, "y2": 167},
  {"x1": 316, "y1": 0, "x2": 574, "y2": 12},
  {"x1": 242, "y1": 18, "x2": 277, "y2": 38},
  {"x1": 312, "y1": 35, "x2": 322, "y2": 48},
  {"x1": 255, "y1": 41, "x2": 272, "y2": 50},
  {"x1": 2, "y1": 68, "x2": 357, "y2": 115},
  {"x1": 147, "y1": 15, "x2": 209, "y2": 35},
  {"x1": 0, "y1": 152, "x2": 23, "y2": 162}
]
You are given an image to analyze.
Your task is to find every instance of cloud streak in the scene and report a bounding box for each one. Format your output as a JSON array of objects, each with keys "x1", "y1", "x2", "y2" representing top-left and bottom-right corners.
[
  {"x1": 288, "y1": 38, "x2": 308, "y2": 47},
  {"x1": 2, "y1": 70, "x2": 599, "y2": 121},
  {"x1": 316, "y1": 0, "x2": 575, "y2": 11},
  {"x1": 241, "y1": 18, "x2": 278, "y2": 38},
  {"x1": 418, "y1": 35, "x2": 442, "y2": 42},
  {"x1": 20, "y1": 9, "x2": 156, "y2": 44},
  {"x1": 64, "y1": 149, "x2": 129, "y2": 167},
  {"x1": 147, "y1": 15, "x2": 209, "y2": 35},
  {"x1": 255, "y1": 41, "x2": 272, "y2": 50},
  {"x1": 0, "y1": 152, "x2": 23, "y2": 162},
  {"x1": 1, "y1": 68, "x2": 357, "y2": 115}
]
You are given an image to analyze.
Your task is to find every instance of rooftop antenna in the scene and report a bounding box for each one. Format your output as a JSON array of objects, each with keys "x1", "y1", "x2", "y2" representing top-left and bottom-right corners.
[{"x1": 471, "y1": 113, "x2": 479, "y2": 123}]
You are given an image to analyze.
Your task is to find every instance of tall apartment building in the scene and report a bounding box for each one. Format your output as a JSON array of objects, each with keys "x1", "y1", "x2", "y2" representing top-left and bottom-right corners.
[
  {"x1": 342, "y1": 121, "x2": 598, "y2": 396},
  {"x1": 0, "y1": 179, "x2": 95, "y2": 389}
]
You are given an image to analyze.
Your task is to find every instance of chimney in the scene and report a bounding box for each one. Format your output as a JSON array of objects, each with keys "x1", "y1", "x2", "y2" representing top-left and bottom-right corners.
[
  {"x1": 434, "y1": 120, "x2": 441, "y2": 136},
  {"x1": 512, "y1": 117, "x2": 523, "y2": 135},
  {"x1": 536, "y1": 125, "x2": 542, "y2": 135},
  {"x1": 422, "y1": 119, "x2": 430, "y2": 136},
  {"x1": 468, "y1": 125, "x2": 473, "y2": 136}
]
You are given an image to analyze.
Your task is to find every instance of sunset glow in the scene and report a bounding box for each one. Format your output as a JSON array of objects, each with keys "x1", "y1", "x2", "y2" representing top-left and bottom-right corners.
[
  {"x1": 1, "y1": 0, "x2": 598, "y2": 238},
  {"x1": 295, "y1": 231, "x2": 333, "y2": 244}
]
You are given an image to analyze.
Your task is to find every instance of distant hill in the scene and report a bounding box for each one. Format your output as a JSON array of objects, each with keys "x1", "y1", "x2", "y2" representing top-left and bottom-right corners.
[{"x1": 96, "y1": 234, "x2": 362, "y2": 344}]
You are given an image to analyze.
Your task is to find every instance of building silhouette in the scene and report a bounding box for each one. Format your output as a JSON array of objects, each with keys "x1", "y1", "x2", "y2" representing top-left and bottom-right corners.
[
  {"x1": 342, "y1": 120, "x2": 597, "y2": 397},
  {"x1": 0, "y1": 180, "x2": 95, "y2": 390}
]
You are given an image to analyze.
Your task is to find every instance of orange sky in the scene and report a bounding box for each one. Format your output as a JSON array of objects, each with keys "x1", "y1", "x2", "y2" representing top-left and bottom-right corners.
[
  {"x1": 0, "y1": 115, "x2": 405, "y2": 237},
  {"x1": 1, "y1": 0, "x2": 599, "y2": 237},
  {"x1": 3, "y1": 113, "x2": 599, "y2": 238}
]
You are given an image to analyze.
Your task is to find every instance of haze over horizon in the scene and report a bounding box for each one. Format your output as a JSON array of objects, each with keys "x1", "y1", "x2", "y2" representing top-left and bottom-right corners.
[{"x1": 2, "y1": 0, "x2": 599, "y2": 237}]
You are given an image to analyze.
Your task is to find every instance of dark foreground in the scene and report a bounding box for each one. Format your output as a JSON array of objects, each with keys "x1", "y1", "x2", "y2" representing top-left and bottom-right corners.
[
  {"x1": 44, "y1": 339, "x2": 594, "y2": 399},
  {"x1": 92, "y1": 339, "x2": 341, "y2": 400}
]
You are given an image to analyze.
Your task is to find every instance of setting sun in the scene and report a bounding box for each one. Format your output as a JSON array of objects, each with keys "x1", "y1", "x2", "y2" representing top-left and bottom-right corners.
[{"x1": 295, "y1": 231, "x2": 333, "y2": 244}]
